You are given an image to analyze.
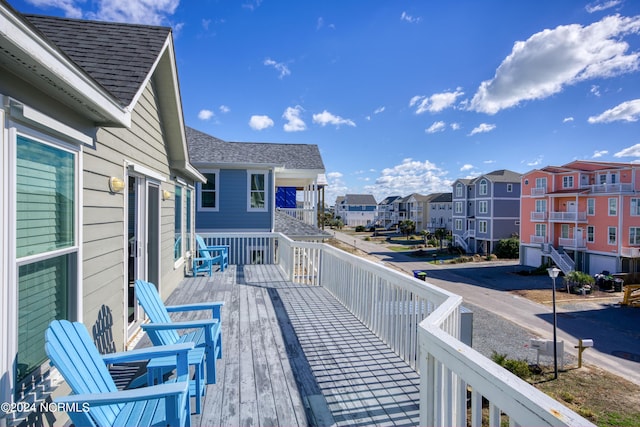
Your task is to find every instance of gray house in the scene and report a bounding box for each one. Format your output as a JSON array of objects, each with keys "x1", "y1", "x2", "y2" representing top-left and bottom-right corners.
[
  {"x1": 0, "y1": 5, "x2": 204, "y2": 423},
  {"x1": 452, "y1": 170, "x2": 521, "y2": 254}
]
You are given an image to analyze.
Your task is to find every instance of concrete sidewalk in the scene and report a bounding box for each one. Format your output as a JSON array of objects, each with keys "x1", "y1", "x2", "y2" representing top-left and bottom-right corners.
[{"x1": 329, "y1": 230, "x2": 640, "y2": 385}]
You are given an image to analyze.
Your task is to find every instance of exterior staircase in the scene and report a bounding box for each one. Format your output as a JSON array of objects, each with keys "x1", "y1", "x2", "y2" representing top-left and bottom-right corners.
[
  {"x1": 542, "y1": 243, "x2": 574, "y2": 274},
  {"x1": 454, "y1": 234, "x2": 470, "y2": 253}
]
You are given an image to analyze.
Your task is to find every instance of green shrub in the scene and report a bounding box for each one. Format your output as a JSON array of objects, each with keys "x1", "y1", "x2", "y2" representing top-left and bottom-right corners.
[
  {"x1": 495, "y1": 237, "x2": 520, "y2": 259},
  {"x1": 355, "y1": 225, "x2": 365, "y2": 232},
  {"x1": 491, "y1": 351, "x2": 531, "y2": 379}
]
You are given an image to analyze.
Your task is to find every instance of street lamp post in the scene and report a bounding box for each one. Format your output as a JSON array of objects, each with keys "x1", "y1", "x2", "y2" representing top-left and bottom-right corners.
[{"x1": 547, "y1": 266, "x2": 561, "y2": 379}]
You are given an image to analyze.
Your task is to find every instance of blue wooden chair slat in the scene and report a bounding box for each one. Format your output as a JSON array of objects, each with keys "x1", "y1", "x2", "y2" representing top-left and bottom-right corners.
[
  {"x1": 45, "y1": 320, "x2": 192, "y2": 427},
  {"x1": 192, "y1": 235, "x2": 228, "y2": 276},
  {"x1": 135, "y1": 279, "x2": 224, "y2": 384}
]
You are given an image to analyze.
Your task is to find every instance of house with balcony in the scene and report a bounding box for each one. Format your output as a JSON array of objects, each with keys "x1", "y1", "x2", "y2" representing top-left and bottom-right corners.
[
  {"x1": 520, "y1": 160, "x2": 640, "y2": 276},
  {"x1": 334, "y1": 194, "x2": 377, "y2": 227},
  {"x1": 424, "y1": 192, "x2": 453, "y2": 233},
  {"x1": 186, "y1": 126, "x2": 328, "y2": 244},
  {"x1": 0, "y1": 5, "x2": 206, "y2": 424},
  {"x1": 375, "y1": 195, "x2": 401, "y2": 228},
  {"x1": 452, "y1": 170, "x2": 522, "y2": 254}
]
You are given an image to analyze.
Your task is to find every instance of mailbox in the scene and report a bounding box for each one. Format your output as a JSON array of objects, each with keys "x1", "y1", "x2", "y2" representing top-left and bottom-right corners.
[
  {"x1": 580, "y1": 339, "x2": 594, "y2": 348},
  {"x1": 530, "y1": 339, "x2": 548, "y2": 351}
]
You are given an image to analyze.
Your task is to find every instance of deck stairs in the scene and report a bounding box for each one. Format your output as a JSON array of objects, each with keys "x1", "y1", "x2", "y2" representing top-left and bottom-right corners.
[{"x1": 542, "y1": 243, "x2": 575, "y2": 274}]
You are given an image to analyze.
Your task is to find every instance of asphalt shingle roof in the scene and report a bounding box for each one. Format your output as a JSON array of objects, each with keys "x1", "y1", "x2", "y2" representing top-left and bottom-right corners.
[
  {"x1": 344, "y1": 194, "x2": 377, "y2": 205},
  {"x1": 274, "y1": 210, "x2": 331, "y2": 239},
  {"x1": 186, "y1": 127, "x2": 325, "y2": 170},
  {"x1": 24, "y1": 14, "x2": 170, "y2": 107}
]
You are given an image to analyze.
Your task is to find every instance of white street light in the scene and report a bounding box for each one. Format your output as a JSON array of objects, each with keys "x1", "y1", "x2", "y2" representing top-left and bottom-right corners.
[{"x1": 547, "y1": 267, "x2": 561, "y2": 379}]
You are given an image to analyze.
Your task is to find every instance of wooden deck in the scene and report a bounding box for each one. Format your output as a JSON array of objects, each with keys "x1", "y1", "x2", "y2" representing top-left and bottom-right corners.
[{"x1": 138, "y1": 264, "x2": 420, "y2": 426}]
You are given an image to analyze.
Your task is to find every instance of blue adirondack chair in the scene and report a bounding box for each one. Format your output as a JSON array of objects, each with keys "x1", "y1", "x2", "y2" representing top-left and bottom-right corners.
[
  {"x1": 192, "y1": 235, "x2": 229, "y2": 276},
  {"x1": 45, "y1": 320, "x2": 193, "y2": 427},
  {"x1": 135, "y1": 279, "x2": 223, "y2": 384}
]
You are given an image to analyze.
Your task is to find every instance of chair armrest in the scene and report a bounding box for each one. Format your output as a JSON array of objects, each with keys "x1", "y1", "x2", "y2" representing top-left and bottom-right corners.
[
  {"x1": 166, "y1": 302, "x2": 225, "y2": 312},
  {"x1": 101, "y1": 343, "x2": 194, "y2": 365},
  {"x1": 54, "y1": 382, "x2": 188, "y2": 406},
  {"x1": 141, "y1": 319, "x2": 219, "y2": 331}
]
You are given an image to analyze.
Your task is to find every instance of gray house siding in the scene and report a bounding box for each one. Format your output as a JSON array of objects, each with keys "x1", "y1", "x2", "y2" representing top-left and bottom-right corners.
[
  {"x1": 493, "y1": 199, "x2": 520, "y2": 218},
  {"x1": 493, "y1": 218, "x2": 519, "y2": 239},
  {"x1": 196, "y1": 169, "x2": 273, "y2": 231}
]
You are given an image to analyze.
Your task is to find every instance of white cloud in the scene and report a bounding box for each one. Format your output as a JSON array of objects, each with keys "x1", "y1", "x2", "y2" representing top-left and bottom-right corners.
[
  {"x1": 614, "y1": 143, "x2": 640, "y2": 157},
  {"x1": 586, "y1": 0, "x2": 621, "y2": 13},
  {"x1": 563, "y1": 117, "x2": 574, "y2": 123},
  {"x1": 469, "y1": 15, "x2": 640, "y2": 114},
  {"x1": 242, "y1": 0, "x2": 263, "y2": 11},
  {"x1": 588, "y1": 99, "x2": 640, "y2": 123},
  {"x1": 426, "y1": 121, "x2": 446, "y2": 134},
  {"x1": 312, "y1": 110, "x2": 356, "y2": 128},
  {"x1": 400, "y1": 11, "x2": 422, "y2": 23},
  {"x1": 590, "y1": 85, "x2": 601, "y2": 97},
  {"x1": 468, "y1": 123, "x2": 496, "y2": 136},
  {"x1": 460, "y1": 164, "x2": 474, "y2": 171},
  {"x1": 282, "y1": 106, "x2": 307, "y2": 132},
  {"x1": 248, "y1": 115, "x2": 274, "y2": 130},
  {"x1": 364, "y1": 158, "x2": 452, "y2": 200},
  {"x1": 525, "y1": 156, "x2": 544, "y2": 166},
  {"x1": 373, "y1": 106, "x2": 385, "y2": 114},
  {"x1": 25, "y1": 0, "x2": 84, "y2": 18},
  {"x1": 325, "y1": 172, "x2": 348, "y2": 205},
  {"x1": 86, "y1": 0, "x2": 180, "y2": 25},
  {"x1": 264, "y1": 58, "x2": 291, "y2": 79},
  {"x1": 410, "y1": 88, "x2": 464, "y2": 114},
  {"x1": 198, "y1": 109, "x2": 214, "y2": 120},
  {"x1": 450, "y1": 123, "x2": 461, "y2": 131},
  {"x1": 219, "y1": 105, "x2": 230, "y2": 113},
  {"x1": 592, "y1": 150, "x2": 609, "y2": 158}
]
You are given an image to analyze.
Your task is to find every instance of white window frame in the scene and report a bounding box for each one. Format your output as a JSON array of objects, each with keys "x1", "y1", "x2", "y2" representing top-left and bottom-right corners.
[
  {"x1": 562, "y1": 176, "x2": 574, "y2": 189},
  {"x1": 197, "y1": 170, "x2": 219, "y2": 212},
  {"x1": 9, "y1": 121, "x2": 82, "y2": 394},
  {"x1": 174, "y1": 184, "x2": 184, "y2": 263},
  {"x1": 479, "y1": 200, "x2": 488, "y2": 214},
  {"x1": 535, "y1": 223, "x2": 546, "y2": 237},
  {"x1": 587, "y1": 198, "x2": 595, "y2": 216},
  {"x1": 455, "y1": 219, "x2": 463, "y2": 230},
  {"x1": 455, "y1": 183, "x2": 463, "y2": 197},
  {"x1": 247, "y1": 170, "x2": 268, "y2": 212},
  {"x1": 631, "y1": 199, "x2": 640, "y2": 216},
  {"x1": 455, "y1": 201, "x2": 463, "y2": 214},
  {"x1": 608, "y1": 198, "x2": 617, "y2": 216},
  {"x1": 630, "y1": 227, "x2": 640, "y2": 245},
  {"x1": 535, "y1": 177, "x2": 546, "y2": 189},
  {"x1": 507, "y1": 183, "x2": 513, "y2": 192},
  {"x1": 478, "y1": 220, "x2": 487, "y2": 234},
  {"x1": 608, "y1": 226, "x2": 617, "y2": 245},
  {"x1": 587, "y1": 225, "x2": 595, "y2": 243},
  {"x1": 535, "y1": 199, "x2": 547, "y2": 212},
  {"x1": 479, "y1": 179, "x2": 488, "y2": 195}
]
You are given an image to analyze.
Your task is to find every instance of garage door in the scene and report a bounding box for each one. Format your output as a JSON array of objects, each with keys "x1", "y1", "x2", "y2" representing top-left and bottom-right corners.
[
  {"x1": 523, "y1": 246, "x2": 542, "y2": 267},
  {"x1": 588, "y1": 254, "x2": 617, "y2": 275}
]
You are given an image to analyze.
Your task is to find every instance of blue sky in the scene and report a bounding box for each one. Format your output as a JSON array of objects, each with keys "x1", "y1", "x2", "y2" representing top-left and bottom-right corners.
[{"x1": 11, "y1": 0, "x2": 640, "y2": 205}]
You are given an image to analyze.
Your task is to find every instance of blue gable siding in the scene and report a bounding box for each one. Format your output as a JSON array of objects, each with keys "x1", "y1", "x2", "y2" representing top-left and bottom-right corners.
[{"x1": 196, "y1": 169, "x2": 272, "y2": 231}]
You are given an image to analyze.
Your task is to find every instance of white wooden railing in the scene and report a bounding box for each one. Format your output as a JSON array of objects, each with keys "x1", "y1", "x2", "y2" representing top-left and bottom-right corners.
[
  {"x1": 200, "y1": 231, "x2": 594, "y2": 427},
  {"x1": 549, "y1": 211, "x2": 587, "y2": 222},
  {"x1": 542, "y1": 243, "x2": 575, "y2": 274}
]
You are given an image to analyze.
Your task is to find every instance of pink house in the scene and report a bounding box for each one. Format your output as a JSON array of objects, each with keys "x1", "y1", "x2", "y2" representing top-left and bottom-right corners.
[{"x1": 520, "y1": 160, "x2": 640, "y2": 276}]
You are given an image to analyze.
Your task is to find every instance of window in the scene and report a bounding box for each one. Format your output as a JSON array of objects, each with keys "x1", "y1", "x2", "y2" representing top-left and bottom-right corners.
[
  {"x1": 562, "y1": 176, "x2": 574, "y2": 188},
  {"x1": 479, "y1": 201, "x2": 488, "y2": 214},
  {"x1": 478, "y1": 220, "x2": 487, "y2": 233},
  {"x1": 186, "y1": 189, "x2": 192, "y2": 252},
  {"x1": 507, "y1": 183, "x2": 513, "y2": 192},
  {"x1": 561, "y1": 224, "x2": 569, "y2": 239},
  {"x1": 630, "y1": 227, "x2": 640, "y2": 245},
  {"x1": 632, "y1": 199, "x2": 640, "y2": 216},
  {"x1": 479, "y1": 179, "x2": 488, "y2": 195},
  {"x1": 174, "y1": 186, "x2": 182, "y2": 261},
  {"x1": 248, "y1": 170, "x2": 268, "y2": 212},
  {"x1": 535, "y1": 199, "x2": 547, "y2": 212},
  {"x1": 611, "y1": 173, "x2": 617, "y2": 184},
  {"x1": 198, "y1": 171, "x2": 219, "y2": 211},
  {"x1": 587, "y1": 198, "x2": 595, "y2": 216},
  {"x1": 599, "y1": 174, "x2": 606, "y2": 185},
  {"x1": 587, "y1": 226, "x2": 595, "y2": 243},
  {"x1": 16, "y1": 134, "x2": 78, "y2": 383},
  {"x1": 609, "y1": 198, "x2": 617, "y2": 216},
  {"x1": 608, "y1": 227, "x2": 617, "y2": 245},
  {"x1": 535, "y1": 177, "x2": 546, "y2": 189},
  {"x1": 455, "y1": 219, "x2": 463, "y2": 230},
  {"x1": 535, "y1": 223, "x2": 546, "y2": 237},
  {"x1": 456, "y1": 183, "x2": 463, "y2": 197}
]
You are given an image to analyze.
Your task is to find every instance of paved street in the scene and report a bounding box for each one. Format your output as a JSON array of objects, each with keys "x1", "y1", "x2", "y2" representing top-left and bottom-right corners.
[{"x1": 330, "y1": 230, "x2": 640, "y2": 385}]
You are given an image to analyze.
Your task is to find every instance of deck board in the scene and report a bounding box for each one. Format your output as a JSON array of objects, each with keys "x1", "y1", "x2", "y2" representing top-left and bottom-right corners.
[{"x1": 138, "y1": 264, "x2": 420, "y2": 426}]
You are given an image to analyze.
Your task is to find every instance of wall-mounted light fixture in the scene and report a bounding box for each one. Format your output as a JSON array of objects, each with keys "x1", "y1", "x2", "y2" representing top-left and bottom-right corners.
[
  {"x1": 162, "y1": 190, "x2": 172, "y2": 201},
  {"x1": 109, "y1": 177, "x2": 125, "y2": 193}
]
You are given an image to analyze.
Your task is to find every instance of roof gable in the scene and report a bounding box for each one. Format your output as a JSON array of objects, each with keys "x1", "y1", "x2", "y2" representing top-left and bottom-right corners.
[{"x1": 344, "y1": 194, "x2": 377, "y2": 205}]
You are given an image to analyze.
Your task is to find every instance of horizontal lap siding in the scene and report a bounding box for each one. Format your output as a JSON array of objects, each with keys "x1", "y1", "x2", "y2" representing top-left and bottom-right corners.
[{"x1": 83, "y1": 80, "x2": 180, "y2": 351}]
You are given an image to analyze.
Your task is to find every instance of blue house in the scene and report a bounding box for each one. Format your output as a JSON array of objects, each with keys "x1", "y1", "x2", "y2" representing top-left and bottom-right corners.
[
  {"x1": 452, "y1": 170, "x2": 522, "y2": 254},
  {"x1": 186, "y1": 127, "x2": 328, "y2": 242}
]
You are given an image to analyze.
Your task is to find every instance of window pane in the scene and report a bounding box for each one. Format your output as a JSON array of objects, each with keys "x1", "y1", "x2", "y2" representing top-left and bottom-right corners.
[
  {"x1": 17, "y1": 253, "x2": 72, "y2": 382},
  {"x1": 174, "y1": 186, "x2": 182, "y2": 261},
  {"x1": 16, "y1": 136, "x2": 75, "y2": 258},
  {"x1": 202, "y1": 192, "x2": 216, "y2": 208},
  {"x1": 186, "y1": 189, "x2": 192, "y2": 252}
]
